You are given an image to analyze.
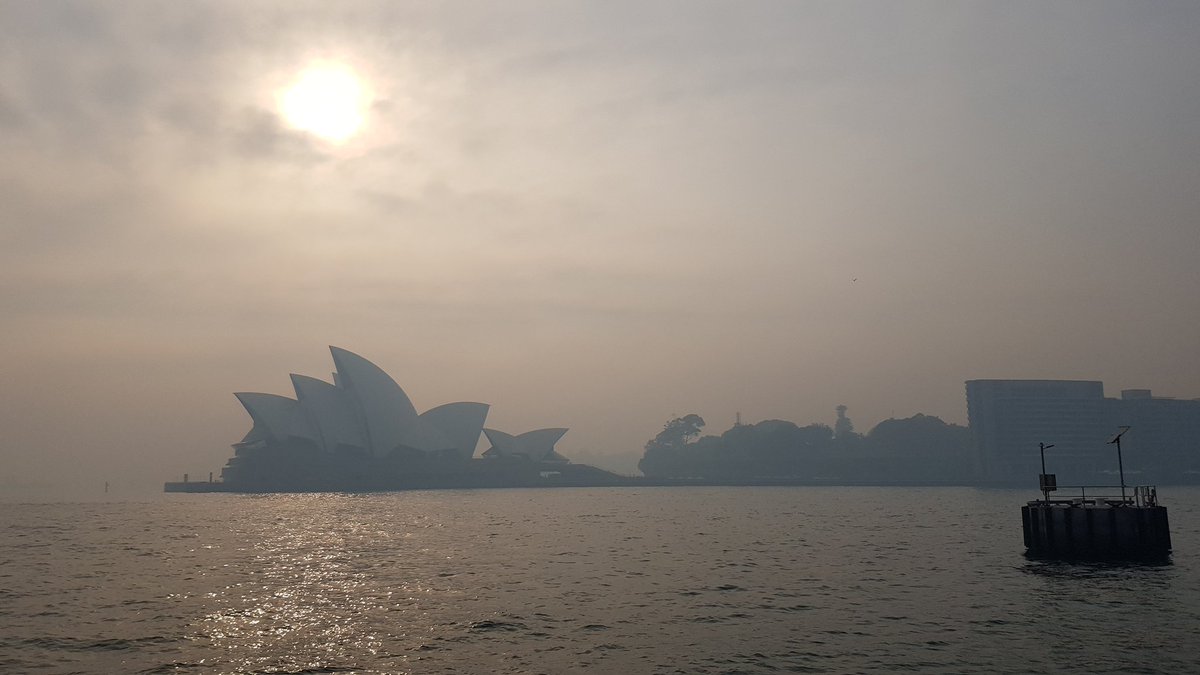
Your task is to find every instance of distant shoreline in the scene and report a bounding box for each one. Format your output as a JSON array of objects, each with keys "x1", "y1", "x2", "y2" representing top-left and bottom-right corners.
[{"x1": 165, "y1": 472, "x2": 1197, "y2": 493}]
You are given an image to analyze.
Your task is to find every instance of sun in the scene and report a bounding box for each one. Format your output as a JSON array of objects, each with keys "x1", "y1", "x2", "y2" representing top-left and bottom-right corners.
[{"x1": 278, "y1": 64, "x2": 368, "y2": 143}]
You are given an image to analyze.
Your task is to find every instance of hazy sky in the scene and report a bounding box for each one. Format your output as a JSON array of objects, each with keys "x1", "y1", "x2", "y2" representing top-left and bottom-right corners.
[{"x1": 2, "y1": 1, "x2": 1198, "y2": 496}]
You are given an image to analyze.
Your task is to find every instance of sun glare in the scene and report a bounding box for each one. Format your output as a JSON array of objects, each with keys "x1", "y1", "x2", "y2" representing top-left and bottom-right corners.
[{"x1": 279, "y1": 64, "x2": 368, "y2": 143}]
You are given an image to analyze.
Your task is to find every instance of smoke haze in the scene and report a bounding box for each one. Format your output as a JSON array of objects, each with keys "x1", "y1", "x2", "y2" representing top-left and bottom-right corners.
[{"x1": 2, "y1": 1, "x2": 1198, "y2": 497}]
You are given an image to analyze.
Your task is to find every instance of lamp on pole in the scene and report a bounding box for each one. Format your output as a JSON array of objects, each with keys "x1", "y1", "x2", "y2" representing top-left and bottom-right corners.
[
  {"x1": 1108, "y1": 426, "x2": 1131, "y2": 502},
  {"x1": 1039, "y1": 442, "x2": 1055, "y2": 502}
]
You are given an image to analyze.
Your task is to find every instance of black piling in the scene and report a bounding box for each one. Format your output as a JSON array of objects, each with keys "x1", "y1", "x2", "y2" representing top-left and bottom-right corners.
[{"x1": 1022, "y1": 488, "x2": 1171, "y2": 560}]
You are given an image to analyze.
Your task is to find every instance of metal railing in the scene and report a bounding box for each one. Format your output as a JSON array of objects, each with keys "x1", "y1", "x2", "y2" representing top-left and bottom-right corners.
[{"x1": 1035, "y1": 484, "x2": 1159, "y2": 507}]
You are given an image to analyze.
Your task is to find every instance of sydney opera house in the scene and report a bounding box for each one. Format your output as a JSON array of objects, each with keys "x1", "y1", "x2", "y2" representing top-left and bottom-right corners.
[{"x1": 167, "y1": 347, "x2": 624, "y2": 492}]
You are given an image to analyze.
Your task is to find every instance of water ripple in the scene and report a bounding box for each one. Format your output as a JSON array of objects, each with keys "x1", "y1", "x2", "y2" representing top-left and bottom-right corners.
[{"x1": 1, "y1": 487, "x2": 1198, "y2": 673}]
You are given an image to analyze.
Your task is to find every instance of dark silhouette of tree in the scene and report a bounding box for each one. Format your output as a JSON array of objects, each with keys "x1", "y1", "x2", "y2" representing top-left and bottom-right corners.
[
  {"x1": 713, "y1": 420, "x2": 834, "y2": 478},
  {"x1": 862, "y1": 413, "x2": 971, "y2": 481},
  {"x1": 638, "y1": 414, "x2": 706, "y2": 477},
  {"x1": 662, "y1": 414, "x2": 705, "y2": 446}
]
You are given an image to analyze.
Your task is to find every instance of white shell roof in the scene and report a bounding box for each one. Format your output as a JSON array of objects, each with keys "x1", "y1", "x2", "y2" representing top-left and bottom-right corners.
[
  {"x1": 482, "y1": 427, "x2": 568, "y2": 461},
  {"x1": 234, "y1": 392, "x2": 319, "y2": 445},
  {"x1": 290, "y1": 374, "x2": 367, "y2": 453},
  {"x1": 330, "y1": 346, "x2": 420, "y2": 457},
  {"x1": 230, "y1": 347, "x2": 546, "y2": 462},
  {"x1": 421, "y1": 402, "x2": 490, "y2": 459}
]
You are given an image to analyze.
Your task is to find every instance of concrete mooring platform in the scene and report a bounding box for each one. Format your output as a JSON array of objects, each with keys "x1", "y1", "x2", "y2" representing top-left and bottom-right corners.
[{"x1": 1022, "y1": 486, "x2": 1171, "y2": 559}]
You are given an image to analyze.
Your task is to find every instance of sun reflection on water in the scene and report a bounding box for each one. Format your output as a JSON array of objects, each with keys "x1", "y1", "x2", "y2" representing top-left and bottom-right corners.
[{"x1": 194, "y1": 496, "x2": 424, "y2": 672}]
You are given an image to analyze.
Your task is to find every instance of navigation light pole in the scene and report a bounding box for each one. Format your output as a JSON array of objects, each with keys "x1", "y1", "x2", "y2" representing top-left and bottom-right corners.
[
  {"x1": 1108, "y1": 426, "x2": 1131, "y2": 502},
  {"x1": 1039, "y1": 442, "x2": 1055, "y2": 503}
]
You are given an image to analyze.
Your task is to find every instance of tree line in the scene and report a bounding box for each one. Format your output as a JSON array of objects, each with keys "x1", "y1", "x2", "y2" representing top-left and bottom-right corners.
[{"x1": 638, "y1": 407, "x2": 973, "y2": 483}]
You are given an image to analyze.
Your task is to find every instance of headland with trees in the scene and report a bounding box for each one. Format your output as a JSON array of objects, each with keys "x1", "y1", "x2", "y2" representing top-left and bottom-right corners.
[{"x1": 638, "y1": 407, "x2": 974, "y2": 485}]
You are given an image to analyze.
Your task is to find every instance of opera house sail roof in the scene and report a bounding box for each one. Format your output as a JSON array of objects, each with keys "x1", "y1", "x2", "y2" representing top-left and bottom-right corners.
[
  {"x1": 289, "y1": 374, "x2": 367, "y2": 454},
  {"x1": 209, "y1": 346, "x2": 580, "y2": 491},
  {"x1": 482, "y1": 428, "x2": 570, "y2": 463}
]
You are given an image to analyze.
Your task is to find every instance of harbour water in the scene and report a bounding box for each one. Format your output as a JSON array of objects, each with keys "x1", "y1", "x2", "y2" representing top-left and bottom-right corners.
[{"x1": 3, "y1": 486, "x2": 1199, "y2": 674}]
